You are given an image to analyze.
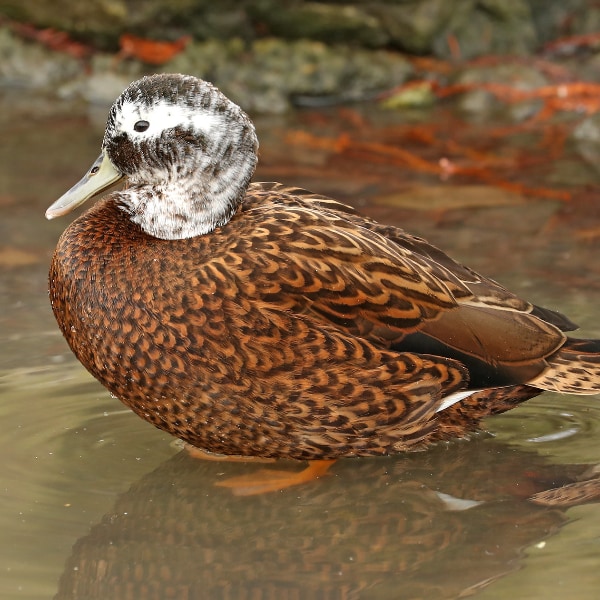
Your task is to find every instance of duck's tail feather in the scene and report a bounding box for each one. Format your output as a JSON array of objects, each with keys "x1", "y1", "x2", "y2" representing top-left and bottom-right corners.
[{"x1": 529, "y1": 338, "x2": 600, "y2": 394}]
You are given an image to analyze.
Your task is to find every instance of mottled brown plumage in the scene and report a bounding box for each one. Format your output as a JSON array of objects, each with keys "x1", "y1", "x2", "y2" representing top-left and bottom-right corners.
[{"x1": 47, "y1": 74, "x2": 600, "y2": 461}]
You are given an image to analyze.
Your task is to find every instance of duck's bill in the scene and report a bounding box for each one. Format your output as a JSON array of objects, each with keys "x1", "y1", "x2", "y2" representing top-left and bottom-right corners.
[{"x1": 45, "y1": 152, "x2": 124, "y2": 219}]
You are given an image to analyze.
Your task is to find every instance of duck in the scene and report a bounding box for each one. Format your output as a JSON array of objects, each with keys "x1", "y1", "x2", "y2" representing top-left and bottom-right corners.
[{"x1": 46, "y1": 73, "x2": 600, "y2": 475}]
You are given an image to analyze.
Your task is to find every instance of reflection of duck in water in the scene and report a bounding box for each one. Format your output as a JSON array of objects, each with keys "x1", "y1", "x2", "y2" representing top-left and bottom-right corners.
[
  {"x1": 53, "y1": 440, "x2": 600, "y2": 600},
  {"x1": 46, "y1": 73, "x2": 600, "y2": 476}
]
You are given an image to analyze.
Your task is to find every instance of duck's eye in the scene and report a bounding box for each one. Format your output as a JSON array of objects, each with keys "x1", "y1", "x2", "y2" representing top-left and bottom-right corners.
[{"x1": 133, "y1": 120, "x2": 150, "y2": 133}]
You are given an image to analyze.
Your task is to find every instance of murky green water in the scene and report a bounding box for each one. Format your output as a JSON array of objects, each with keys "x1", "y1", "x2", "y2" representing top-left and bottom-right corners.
[{"x1": 1, "y1": 89, "x2": 599, "y2": 599}]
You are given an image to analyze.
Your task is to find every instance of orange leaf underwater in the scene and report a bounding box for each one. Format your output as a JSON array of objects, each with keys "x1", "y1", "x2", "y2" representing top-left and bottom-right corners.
[{"x1": 118, "y1": 34, "x2": 192, "y2": 65}]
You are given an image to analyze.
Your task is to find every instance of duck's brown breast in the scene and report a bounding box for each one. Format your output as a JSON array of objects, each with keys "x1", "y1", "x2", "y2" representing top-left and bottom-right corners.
[{"x1": 50, "y1": 197, "x2": 270, "y2": 448}]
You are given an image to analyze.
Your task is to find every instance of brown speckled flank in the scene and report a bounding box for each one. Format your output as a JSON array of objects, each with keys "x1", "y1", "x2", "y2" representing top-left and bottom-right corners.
[{"x1": 48, "y1": 74, "x2": 600, "y2": 460}]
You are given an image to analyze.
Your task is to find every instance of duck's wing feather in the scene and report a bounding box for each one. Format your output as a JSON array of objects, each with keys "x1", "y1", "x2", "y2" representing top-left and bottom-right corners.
[{"x1": 240, "y1": 183, "x2": 568, "y2": 389}]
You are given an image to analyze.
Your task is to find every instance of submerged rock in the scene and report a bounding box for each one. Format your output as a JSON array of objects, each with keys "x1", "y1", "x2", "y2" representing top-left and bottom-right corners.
[
  {"x1": 248, "y1": 1, "x2": 388, "y2": 48},
  {"x1": 168, "y1": 38, "x2": 413, "y2": 112},
  {"x1": 0, "y1": 27, "x2": 81, "y2": 88},
  {"x1": 0, "y1": 26, "x2": 412, "y2": 113},
  {"x1": 453, "y1": 62, "x2": 547, "y2": 120},
  {"x1": 434, "y1": 0, "x2": 538, "y2": 59},
  {"x1": 1, "y1": 0, "x2": 599, "y2": 114},
  {"x1": 0, "y1": 0, "x2": 594, "y2": 58},
  {"x1": 571, "y1": 113, "x2": 600, "y2": 173}
]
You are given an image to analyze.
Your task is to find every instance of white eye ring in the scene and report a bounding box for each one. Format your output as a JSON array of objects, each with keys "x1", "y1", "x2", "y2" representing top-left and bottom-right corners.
[{"x1": 134, "y1": 120, "x2": 150, "y2": 133}]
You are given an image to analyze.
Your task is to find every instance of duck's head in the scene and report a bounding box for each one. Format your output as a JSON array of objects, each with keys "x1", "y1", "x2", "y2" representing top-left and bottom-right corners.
[{"x1": 46, "y1": 73, "x2": 259, "y2": 239}]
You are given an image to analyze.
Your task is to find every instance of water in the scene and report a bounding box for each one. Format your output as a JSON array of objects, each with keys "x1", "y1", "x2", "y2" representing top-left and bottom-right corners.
[{"x1": 1, "y1": 89, "x2": 599, "y2": 599}]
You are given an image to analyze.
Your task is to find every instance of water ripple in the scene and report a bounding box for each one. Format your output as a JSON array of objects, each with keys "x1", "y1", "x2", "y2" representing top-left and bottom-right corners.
[{"x1": 485, "y1": 392, "x2": 600, "y2": 463}]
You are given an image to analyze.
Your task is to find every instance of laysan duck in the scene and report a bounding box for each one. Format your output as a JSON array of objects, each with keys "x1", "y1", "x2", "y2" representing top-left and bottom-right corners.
[{"x1": 46, "y1": 74, "x2": 600, "y2": 490}]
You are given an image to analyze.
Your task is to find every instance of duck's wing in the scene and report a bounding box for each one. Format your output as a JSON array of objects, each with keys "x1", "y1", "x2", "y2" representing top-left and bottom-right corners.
[
  {"x1": 353, "y1": 218, "x2": 579, "y2": 332},
  {"x1": 241, "y1": 183, "x2": 568, "y2": 390}
]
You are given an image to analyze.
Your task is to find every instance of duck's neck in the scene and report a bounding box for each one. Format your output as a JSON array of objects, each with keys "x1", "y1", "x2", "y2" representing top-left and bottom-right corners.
[{"x1": 116, "y1": 175, "x2": 246, "y2": 240}]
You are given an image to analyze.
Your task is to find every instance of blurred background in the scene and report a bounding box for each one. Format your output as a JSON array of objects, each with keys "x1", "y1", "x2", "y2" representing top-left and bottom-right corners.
[{"x1": 1, "y1": 1, "x2": 600, "y2": 599}]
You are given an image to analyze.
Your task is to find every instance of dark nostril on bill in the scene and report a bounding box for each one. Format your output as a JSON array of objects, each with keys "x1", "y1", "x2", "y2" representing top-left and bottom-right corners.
[{"x1": 90, "y1": 166, "x2": 100, "y2": 175}]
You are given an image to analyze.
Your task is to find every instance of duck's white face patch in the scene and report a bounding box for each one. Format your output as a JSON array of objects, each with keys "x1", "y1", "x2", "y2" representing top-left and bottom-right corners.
[{"x1": 114, "y1": 99, "x2": 222, "y2": 141}]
